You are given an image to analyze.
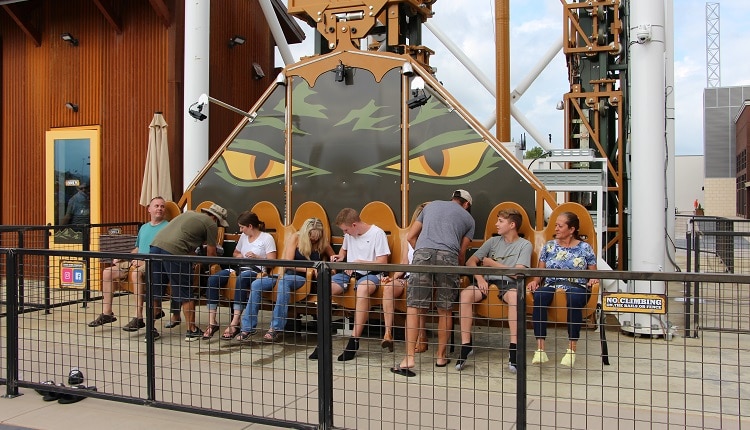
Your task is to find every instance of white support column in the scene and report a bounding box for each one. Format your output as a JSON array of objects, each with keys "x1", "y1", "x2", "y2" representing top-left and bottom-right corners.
[
  {"x1": 624, "y1": 0, "x2": 668, "y2": 335},
  {"x1": 183, "y1": 0, "x2": 210, "y2": 191},
  {"x1": 665, "y1": 0, "x2": 677, "y2": 272},
  {"x1": 258, "y1": 0, "x2": 295, "y2": 66}
]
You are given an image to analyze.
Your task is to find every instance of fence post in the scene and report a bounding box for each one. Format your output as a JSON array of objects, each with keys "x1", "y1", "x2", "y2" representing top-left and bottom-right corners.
[
  {"x1": 316, "y1": 262, "x2": 334, "y2": 429},
  {"x1": 44, "y1": 226, "x2": 51, "y2": 313},
  {"x1": 17, "y1": 230, "x2": 25, "y2": 312},
  {"x1": 692, "y1": 233, "x2": 701, "y2": 338},
  {"x1": 145, "y1": 258, "x2": 157, "y2": 402},
  {"x1": 3, "y1": 251, "x2": 21, "y2": 398},
  {"x1": 515, "y1": 278, "x2": 527, "y2": 429},
  {"x1": 81, "y1": 225, "x2": 91, "y2": 307},
  {"x1": 685, "y1": 231, "x2": 692, "y2": 338}
]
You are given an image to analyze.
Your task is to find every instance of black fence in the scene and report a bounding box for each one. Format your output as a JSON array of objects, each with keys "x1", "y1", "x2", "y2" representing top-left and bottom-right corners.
[
  {"x1": 1, "y1": 246, "x2": 749, "y2": 429},
  {"x1": 684, "y1": 216, "x2": 750, "y2": 336}
]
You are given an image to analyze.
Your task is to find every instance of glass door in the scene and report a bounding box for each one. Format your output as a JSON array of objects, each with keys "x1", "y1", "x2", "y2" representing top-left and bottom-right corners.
[{"x1": 45, "y1": 127, "x2": 101, "y2": 248}]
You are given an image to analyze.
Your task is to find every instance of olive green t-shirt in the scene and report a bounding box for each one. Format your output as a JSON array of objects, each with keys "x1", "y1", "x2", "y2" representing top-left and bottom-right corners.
[{"x1": 150, "y1": 211, "x2": 218, "y2": 255}]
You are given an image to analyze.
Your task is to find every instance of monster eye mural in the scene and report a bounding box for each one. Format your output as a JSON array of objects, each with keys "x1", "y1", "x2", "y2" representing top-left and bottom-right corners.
[
  {"x1": 215, "y1": 140, "x2": 329, "y2": 187},
  {"x1": 187, "y1": 55, "x2": 536, "y2": 233}
]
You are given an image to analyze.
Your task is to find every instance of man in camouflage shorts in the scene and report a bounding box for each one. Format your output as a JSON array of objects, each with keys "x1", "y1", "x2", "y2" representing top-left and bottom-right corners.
[{"x1": 391, "y1": 190, "x2": 475, "y2": 377}]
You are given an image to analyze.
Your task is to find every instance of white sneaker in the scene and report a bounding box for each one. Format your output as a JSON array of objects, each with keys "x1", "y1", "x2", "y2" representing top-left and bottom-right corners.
[
  {"x1": 508, "y1": 362, "x2": 518, "y2": 374},
  {"x1": 560, "y1": 349, "x2": 576, "y2": 367},
  {"x1": 531, "y1": 349, "x2": 549, "y2": 364}
]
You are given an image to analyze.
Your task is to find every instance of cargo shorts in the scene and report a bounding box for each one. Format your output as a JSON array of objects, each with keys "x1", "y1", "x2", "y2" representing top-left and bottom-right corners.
[{"x1": 406, "y1": 248, "x2": 459, "y2": 310}]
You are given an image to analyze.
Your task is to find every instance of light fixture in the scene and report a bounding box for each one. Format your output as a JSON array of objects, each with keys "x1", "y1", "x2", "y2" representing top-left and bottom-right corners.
[
  {"x1": 275, "y1": 71, "x2": 286, "y2": 86},
  {"x1": 555, "y1": 100, "x2": 565, "y2": 110},
  {"x1": 65, "y1": 102, "x2": 79, "y2": 113},
  {"x1": 401, "y1": 61, "x2": 414, "y2": 76},
  {"x1": 228, "y1": 35, "x2": 246, "y2": 48},
  {"x1": 188, "y1": 93, "x2": 257, "y2": 122},
  {"x1": 61, "y1": 33, "x2": 79, "y2": 46},
  {"x1": 334, "y1": 60, "x2": 346, "y2": 82},
  {"x1": 252, "y1": 62, "x2": 265, "y2": 79}
]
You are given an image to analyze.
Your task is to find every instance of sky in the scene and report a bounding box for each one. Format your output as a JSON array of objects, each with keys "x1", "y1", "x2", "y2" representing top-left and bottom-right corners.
[{"x1": 281, "y1": 0, "x2": 750, "y2": 156}]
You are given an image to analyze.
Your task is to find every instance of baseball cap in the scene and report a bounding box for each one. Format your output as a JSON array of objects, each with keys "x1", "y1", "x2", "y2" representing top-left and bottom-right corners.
[
  {"x1": 201, "y1": 204, "x2": 229, "y2": 228},
  {"x1": 452, "y1": 189, "x2": 472, "y2": 205}
]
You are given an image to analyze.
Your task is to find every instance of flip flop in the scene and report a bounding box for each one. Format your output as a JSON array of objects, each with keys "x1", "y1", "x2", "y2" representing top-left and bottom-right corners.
[
  {"x1": 390, "y1": 365, "x2": 416, "y2": 377},
  {"x1": 435, "y1": 359, "x2": 452, "y2": 368}
]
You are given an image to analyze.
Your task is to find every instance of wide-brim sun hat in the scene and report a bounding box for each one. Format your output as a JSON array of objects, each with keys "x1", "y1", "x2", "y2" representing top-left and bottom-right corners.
[{"x1": 201, "y1": 204, "x2": 229, "y2": 228}]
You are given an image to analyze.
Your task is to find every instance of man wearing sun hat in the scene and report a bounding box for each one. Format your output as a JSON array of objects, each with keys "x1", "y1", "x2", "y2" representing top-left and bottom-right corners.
[
  {"x1": 392, "y1": 190, "x2": 475, "y2": 377},
  {"x1": 149, "y1": 203, "x2": 229, "y2": 342}
]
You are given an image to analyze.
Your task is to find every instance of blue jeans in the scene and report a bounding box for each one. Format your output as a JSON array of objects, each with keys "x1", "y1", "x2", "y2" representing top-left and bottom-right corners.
[
  {"x1": 206, "y1": 269, "x2": 258, "y2": 312},
  {"x1": 269, "y1": 274, "x2": 306, "y2": 331},
  {"x1": 150, "y1": 246, "x2": 192, "y2": 304},
  {"x1": 532, "y1": 285, "x2": 589, "y2": 340},
  {"x1": 239, "y1": 275, "x2": 278, "y2": 332}
]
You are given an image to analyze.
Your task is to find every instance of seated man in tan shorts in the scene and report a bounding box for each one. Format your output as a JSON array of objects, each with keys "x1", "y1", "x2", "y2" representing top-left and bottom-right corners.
[{"x1": 88, "y1": 197, "x2": 169, "y2": 330}]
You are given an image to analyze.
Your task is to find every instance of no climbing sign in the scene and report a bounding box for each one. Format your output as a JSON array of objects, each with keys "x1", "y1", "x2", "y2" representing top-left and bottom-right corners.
[{"x1": 602, "y1": 293, "x2": 667, "y2": 314}]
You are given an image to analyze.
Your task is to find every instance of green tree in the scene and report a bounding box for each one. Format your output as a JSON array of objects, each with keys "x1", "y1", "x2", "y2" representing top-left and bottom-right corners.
[{"x1": 524, "y1": 146, "x2": 545, "y2": 159}]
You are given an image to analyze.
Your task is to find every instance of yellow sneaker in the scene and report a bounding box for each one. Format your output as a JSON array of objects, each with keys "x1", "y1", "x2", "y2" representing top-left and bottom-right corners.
[
  {"x1": 531, "y1": 349, "x2": 549, "y2": 364},
  {"x1": 560, "y1": 349, "x2": 576, "y2": 367}
]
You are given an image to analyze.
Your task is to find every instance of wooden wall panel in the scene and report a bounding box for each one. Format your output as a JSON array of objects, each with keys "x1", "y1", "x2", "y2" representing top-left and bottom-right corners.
[
  {"x1": 209, "y1": 1, "x2": 275, "y2": 155},
  {"x1": 0, "y1": 0, "x2": 180, "y2": 225},
  {"x1": 1, "y1": 0, "x2": 289, "y2": 226}
]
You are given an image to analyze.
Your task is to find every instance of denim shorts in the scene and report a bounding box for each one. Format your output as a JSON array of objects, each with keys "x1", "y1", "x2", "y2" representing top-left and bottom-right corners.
[{"x1": 331, "y1": 272, "x2": 380, "y2": 292}]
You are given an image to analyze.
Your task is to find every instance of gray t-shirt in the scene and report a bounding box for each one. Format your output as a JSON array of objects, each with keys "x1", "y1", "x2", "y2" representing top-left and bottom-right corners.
[
  {"x1": 473, "y1": 236, "x2": 532, "y2": 282},
  {"x1": 414, "y1": 200, "x2": 475, "y2": 255}
]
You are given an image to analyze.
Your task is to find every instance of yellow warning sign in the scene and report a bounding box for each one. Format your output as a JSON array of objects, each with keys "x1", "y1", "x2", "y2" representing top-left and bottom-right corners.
[{"x1": 602, "y1": 293, "x2": 666, "y2": 314}]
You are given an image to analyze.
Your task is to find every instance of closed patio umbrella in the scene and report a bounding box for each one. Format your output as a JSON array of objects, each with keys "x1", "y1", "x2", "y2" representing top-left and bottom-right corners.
[{"x1": 139, "y1": 112, "x2": 173, "y2": 206}]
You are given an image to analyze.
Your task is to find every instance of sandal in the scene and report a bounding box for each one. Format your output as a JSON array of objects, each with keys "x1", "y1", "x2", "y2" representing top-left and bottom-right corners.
[
  {"x1": 202, "y1": 324, "x2": 220, "y2": 340},
  {"x1": 233, "y1": 330, "x2": 256, "y2": 342},
  {"x1": 262, "y1": 330, "x2": 281, "y2": 343},
  {"x1": 220, "y1": 325, "x2": 240, "y2": 341}
]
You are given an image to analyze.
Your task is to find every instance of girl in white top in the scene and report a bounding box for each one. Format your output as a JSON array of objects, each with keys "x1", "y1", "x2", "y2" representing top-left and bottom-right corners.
[{"x1": 203, "y1": 211, "x2": 276, "y2": 340}]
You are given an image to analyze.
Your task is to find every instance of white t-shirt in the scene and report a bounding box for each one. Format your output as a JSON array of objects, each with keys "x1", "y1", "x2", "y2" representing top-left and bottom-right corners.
[
  {"x1": 342, "y1": 224, "x2": 390, "y2": 275},
  {"x1": 235, "y1": 231, "x2": 276, "y2": 273}
]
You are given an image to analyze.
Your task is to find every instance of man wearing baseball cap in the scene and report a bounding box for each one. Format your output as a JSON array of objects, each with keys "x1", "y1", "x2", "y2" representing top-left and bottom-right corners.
[
  {"x1": 392, "y1": 190, "x2": 475, "y2": 377},
  {"x1": 149, "y1": 203, "x2": 229, "y2": 341}
]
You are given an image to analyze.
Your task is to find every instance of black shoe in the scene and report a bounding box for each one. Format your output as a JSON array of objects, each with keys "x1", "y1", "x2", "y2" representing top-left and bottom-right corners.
[
  {"x1": 122, "y1": 318, "x2": 145, "y2": 332},
  {"x1": 309, "y1": 346, "x2": 319, "y2": 360},
  {"x1": 455, "y1": 342, "x2": 474, "y2": 371},
  {"x1": 58, "y1": 385, "x2": 97, "y2": 404},
  {"x1": 185, "y1": 327, "x2": 202, "y2": 342},
  {"x1": 144, "y1": 328, "x2": 160, "y2": 342},
  {"x1": 154, "y1": 310, "x2": 166, "y2": 320},
  {"x1": 337, "y1": 337, "x2": 359, "y2": 361},
  {"x1": 88, "y1": 313, "x2": 116, "y2": 327}
]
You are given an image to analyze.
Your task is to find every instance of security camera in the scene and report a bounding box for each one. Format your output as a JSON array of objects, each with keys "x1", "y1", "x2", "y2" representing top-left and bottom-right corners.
[
  {"x1": 189, "y1": 93, "x2": 210, "y2": 121},
  {"x1": 407, "y1": 89, "x2": 431, "y2": 109},
  {"x1": 635, "y1": 24, "x2": 651, "y2": 43},
  {"x1": 188, "y1": 102, "x2": 206, "y2": 121}
]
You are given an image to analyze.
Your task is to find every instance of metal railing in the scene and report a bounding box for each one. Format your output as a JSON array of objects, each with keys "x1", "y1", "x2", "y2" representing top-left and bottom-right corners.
[
  {"x1": 1, "y1": 247, "x2": 749, "y2": 429},
  {"x1": 684, "y1": 216, "x2": 750, "y2": 335}
]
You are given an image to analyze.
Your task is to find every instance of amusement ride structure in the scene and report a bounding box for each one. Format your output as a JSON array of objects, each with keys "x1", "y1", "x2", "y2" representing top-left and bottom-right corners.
[{"x1": 180, "y1": 0, "x2": 672, "y2": 336}]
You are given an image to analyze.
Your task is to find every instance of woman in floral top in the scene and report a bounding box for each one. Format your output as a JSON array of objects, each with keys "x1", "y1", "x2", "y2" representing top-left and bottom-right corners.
[{"x1": 527, "y1": 212, "x2": 597, "y2": 368}]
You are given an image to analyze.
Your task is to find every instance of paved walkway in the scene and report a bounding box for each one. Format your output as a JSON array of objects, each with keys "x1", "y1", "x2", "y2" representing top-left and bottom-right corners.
[{"x1": 0, "y1": 393, "x2": 276, "y2": 430}]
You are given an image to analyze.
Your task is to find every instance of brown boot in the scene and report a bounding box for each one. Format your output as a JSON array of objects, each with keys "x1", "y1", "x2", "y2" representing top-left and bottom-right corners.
[{"x1": 381, "y1": 330, "x2": 394, "y2": 352}]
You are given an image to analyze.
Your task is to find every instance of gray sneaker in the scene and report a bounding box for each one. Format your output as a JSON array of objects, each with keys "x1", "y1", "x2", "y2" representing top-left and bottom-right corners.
[{"x1": 122, "y1": 318, "x2": 145, "y2": 332}]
